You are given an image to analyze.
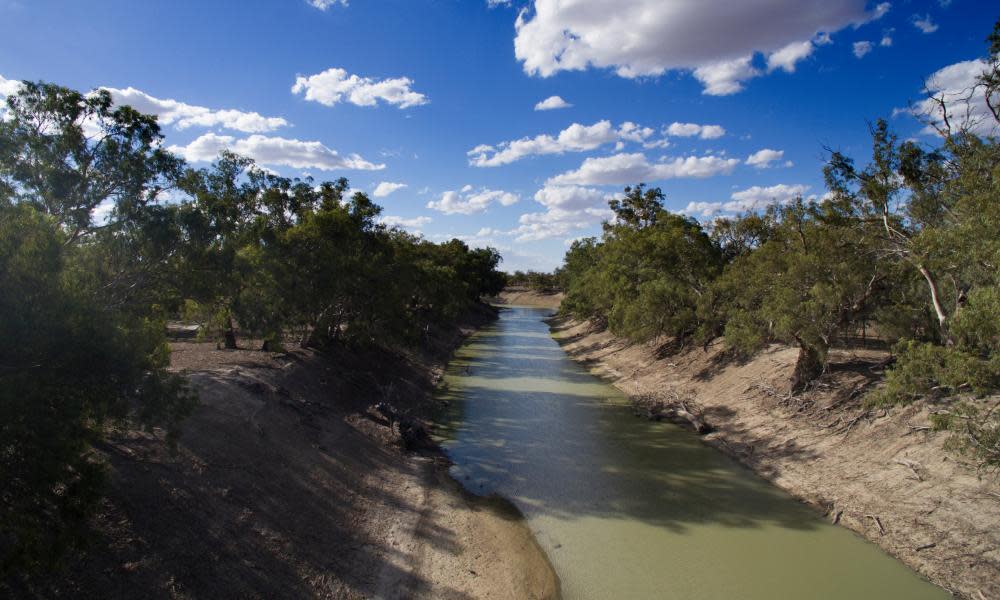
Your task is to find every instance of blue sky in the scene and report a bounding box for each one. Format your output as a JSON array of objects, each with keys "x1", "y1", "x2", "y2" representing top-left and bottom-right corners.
[{"x1": 0, "y1": 0, "x2": 993, "y2": 271}]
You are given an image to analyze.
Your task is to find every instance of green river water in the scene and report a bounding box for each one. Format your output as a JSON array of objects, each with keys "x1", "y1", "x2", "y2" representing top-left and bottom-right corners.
[{"x1": 435, "y1": 306, "x2": 948, "y2": 600}]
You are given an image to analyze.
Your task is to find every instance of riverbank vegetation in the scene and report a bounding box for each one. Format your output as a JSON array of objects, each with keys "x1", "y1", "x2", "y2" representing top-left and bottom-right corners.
[
  {"x1": 504, "y1": 270, "x2": 560, "y2": 293},
  {"x1": 0, "y1": 82, "x2": 504, "y2": 574},
  {"x1": 557, "y1": 24, "x2": 1000, "y2": 468}
]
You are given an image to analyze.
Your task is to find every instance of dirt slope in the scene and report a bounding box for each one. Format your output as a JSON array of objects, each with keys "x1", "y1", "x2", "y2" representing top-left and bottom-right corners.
[
  {"x1": 552, "y1": 316, "x2": 1000, "y2": 600},
  {"x1": 9, "y1": 311, "x2": 559, "y2": 600}
]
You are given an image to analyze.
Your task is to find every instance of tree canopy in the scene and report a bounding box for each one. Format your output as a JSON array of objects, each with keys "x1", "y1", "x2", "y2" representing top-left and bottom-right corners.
[{"x1": 0, "y1": 81, "x2": 506, "y2": 573}]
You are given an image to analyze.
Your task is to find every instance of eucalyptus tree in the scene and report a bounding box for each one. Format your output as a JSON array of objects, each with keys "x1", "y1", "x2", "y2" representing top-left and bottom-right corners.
[{"x1": 0, "y1": 82, "x2": 195, "y2": 572}]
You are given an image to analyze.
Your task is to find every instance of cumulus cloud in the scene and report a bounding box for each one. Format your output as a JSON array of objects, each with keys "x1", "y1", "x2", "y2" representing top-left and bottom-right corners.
[
  {"x1": 101, "y1": 87, "x2": 288, "y2": 133},
  {"x1": 728, "y1": 183, "x2": 810, "y2": 210},
  {"x1": 692, "y1": 56, "x2": 760, "y2": 96},
  {"x1": 381, "y1": 215, "x2": 431, "y2": 229},
  {"x1": 664, "y1": 122, "x2": 726, "y2": 139},
  {"x1": 902, "y1": 59, "x2": 997, "y2": 137},
  {"x1": 766, "y1": 40, "x2": 815, "y2": 73},
  {"x1": 168, "y1": 133, "x2": 384, "y2": 171},
  {"x1": 547, "y1": 152, "x2": 740, "y2": 186},
  {"x1": 0, "y1": 74, "x2": 21, "y2": 98},
  {"x1": 1, "y1": 78, "x2": 289, "y2": 134},
  {"x1": 426, "y1": 186, "x2": 520, "y2": 215},
  {"x1": 683, "y1": 183, "x2": 810, "y2": 217},
  {"x1": 510, "y1": 184, "x2": 614, "y2": 241},
  {"x1": 291, "y1": 67, "x2": 428, "y2": 109},
  {"x1": 853, "y1": 41, "x2": 873, "y2": 58},
  {"x1": 373, "y1": 181, "x2": 407, "y2": 197},
  {"x1": 468, "y1": 120, "x2": 657, "y2": 167},
  {"x1": 308, "y1": 0, "x2": 347, "y2": 9},
  {"x1": 912, "y1": 14, "x2": 939, "y2": 34},
  {"x1": 513, "y1": 0, "x2": 881, "y2": 95},
  {"x1": 534, "y1": 95, "x2": 572, "y2": 110},
  {"x1": 745, "y1": 148, "x2": 785, "y2": 168},
  {"x1": 869, "y1": 2, "x2": 892, "y2": 21}
]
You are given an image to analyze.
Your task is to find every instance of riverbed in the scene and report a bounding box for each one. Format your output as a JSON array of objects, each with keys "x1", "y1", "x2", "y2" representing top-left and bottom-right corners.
[{"x1": 435, "y1": 306, "x2": 948, "y2": 600}]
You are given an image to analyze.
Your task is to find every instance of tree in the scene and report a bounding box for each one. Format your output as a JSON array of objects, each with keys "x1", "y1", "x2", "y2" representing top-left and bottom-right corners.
[
  {"x1": 0, "y1": 83, "x2": 195, "y2": 573},
  {"x1": 559, "y1": 186, "x2": 722, "y2": 344},
  {"x1": 708, "y1": 199, "x2": 885, "y2": 390}
]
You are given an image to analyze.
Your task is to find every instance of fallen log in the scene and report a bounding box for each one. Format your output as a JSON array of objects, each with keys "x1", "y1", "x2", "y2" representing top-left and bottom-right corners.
[{"x1": 634, "y1": 393, "x2": 713, "y2": 434}]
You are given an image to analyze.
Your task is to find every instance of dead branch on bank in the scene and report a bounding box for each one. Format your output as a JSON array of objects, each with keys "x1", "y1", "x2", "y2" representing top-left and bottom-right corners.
[{"x1": 631, "y1": 390, "x2": 713, "y2": 434}]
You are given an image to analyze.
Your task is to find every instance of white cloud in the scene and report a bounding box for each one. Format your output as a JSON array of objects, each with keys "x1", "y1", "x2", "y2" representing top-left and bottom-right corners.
[
  {"x1": 547, "y1": 152, "x2": 740, "y2": 186},
  {"x1": 728, "y1": 183, "x2": 809, "y2": 210},
  {"x1": 870, "y1": 2, "x2": 891, "y2": 21},
  {"x1": 534, "y1": 184, "x2": 608, "y2": 211},
  {"x1": 101, "y1": 87, "x2": 288, "y2": 133},
  {"x1": 534, "y1": 95, "x2": 572, "y2": 110},
  {"x1": 168, "y1": 133, "x2": 384, "y2": 171},
  {"x1": 665, "y1": 122, "x2": 726, "y2": 139},
  {"x1": 766, "y1": 40, "x2": 815, "y2": 73},
  {"x1": 683, "y1": 183, "x2": 810, "y2": 217},
  {"x1": 511, "y1": 184, "x2": 614, "y2": 241},
  {"x1": 381, "y1": 215, "x2": 431, "y2": 229},
  {"x1": 0, "y1": 74, "x2": 21, "y2": 98},
  {"x1": 880, "y1": 28, "x2": 894, "y2": 47},
  {"x1": 513, "y1": 0, "x2": 879, "y2": 95},
  {"x1": 373, "y1": 181, "x2": 407, "y2": 197},
  {"x1": 468, "y1": 120, "x2": 656, "y2": 167},
  {"x1": 853, "y1": 41, "x2": 873, "y2": 58},
  {"x1": 427, "y1": 187, "x2": 520, "y2": 215},
  {"x1": 308, "y1": 0, "x2": 347, "y2": 9},
  {"x1": 746, "y1": 148, "x2": 785, "y2": 168},
  {"x1": 693, "y1": 56, "x2": 761, "y2": 96},
  {"x1": 912, "y1": 14, "x2": 939, "y2": 34},
  {"x1": 291, "y1": 67, "x2": 428, "y2": 109},
  {"x1": 1, "y1": 78, "x2": 289, "y2": 135},
  {"x1": 903, "y1": 59, "x2": 997, "y2": 137}
]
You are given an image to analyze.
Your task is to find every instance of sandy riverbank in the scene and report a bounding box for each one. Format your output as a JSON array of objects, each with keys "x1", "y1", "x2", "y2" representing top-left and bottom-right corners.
[
  {"x1": 11, "y1": 309, "x2": 559, "y2": 600},
  {"x1": 489, "y1": 287, "x2": 564, "y2": 309},
  {"x1": 551, "y1": 316, "x2": 1000, "y2": 600}
]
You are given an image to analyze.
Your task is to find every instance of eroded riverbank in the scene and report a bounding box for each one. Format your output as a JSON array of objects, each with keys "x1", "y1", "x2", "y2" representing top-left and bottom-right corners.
[{"x1": 9, "y1": 306, "x2": 559, "y2": 600}]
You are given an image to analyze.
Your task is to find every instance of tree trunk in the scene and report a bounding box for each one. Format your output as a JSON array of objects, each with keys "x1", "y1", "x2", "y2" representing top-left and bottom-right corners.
[
  {"x1": 917, "y1": 264, "x2": 948, "y2": 330},
  {"x1": 791, "y1": 342, "x2": 826, "y2": 392},
  {"x1": 224, "y1": 316, "x2": 238, "y2": 350}
]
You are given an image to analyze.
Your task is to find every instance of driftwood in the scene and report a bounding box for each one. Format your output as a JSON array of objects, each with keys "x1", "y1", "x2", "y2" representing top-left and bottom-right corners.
[
  {"x1": 866, "y1": 514, "x2": 886, "y2": 535},
  {"x1": 633, "y1": 392, "x2": 713, "y2": 434},
  {"x1": 894, "y1": 458, "x2": 925, "y2": 482}
]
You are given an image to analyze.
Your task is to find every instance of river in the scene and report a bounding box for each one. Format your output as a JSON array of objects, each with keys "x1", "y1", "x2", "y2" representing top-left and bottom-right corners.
[{"x1": 435, "y1": 306, "x2": 948, "y2": 600}]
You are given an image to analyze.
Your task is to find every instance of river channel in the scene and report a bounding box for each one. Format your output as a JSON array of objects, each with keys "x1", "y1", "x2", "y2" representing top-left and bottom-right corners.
[{"x1": 435, "y1": 306, "x2": 947, "y2": 600}]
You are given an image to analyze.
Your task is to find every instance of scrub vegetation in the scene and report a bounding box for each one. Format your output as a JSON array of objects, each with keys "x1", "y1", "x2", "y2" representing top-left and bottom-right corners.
[
  {"x1": 0, "y1": 82, "x2": 504, "y2": 574},
  {"x1": 556, "y1": 24, "x2": 1000, "y2": 469}
]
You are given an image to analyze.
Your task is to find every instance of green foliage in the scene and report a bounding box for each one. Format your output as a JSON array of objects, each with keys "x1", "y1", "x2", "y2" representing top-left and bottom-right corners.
[
  {"x1": 709, "y1": 200, "x2": 884, "y2": 388},
  {"x1": 0, "y1": 82, "x2": 201, "y2": 573},
  {"x1": 559, "y1": 187, "x2": 722, "y2": 344},
  {"x1": 868, "y1": 341, "x2": 997, "y2": 406},
  {"x1": 506, "y1": 270, "x2": 559, "y2": 292},
  {"x1": 930, "y1": 401, "x2": 1000, "y2": 470},
  {"x1": 1, "y1": 79, "x2": 507, "y2": 574},
  {"x1": 0, "y1": 201, "x2": 195, "y2": 574}
]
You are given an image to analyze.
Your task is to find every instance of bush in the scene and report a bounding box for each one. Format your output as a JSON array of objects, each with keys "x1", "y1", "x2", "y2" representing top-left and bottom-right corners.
[
  {"x1": 0, "y1": 203, "x2": 196, "y2": 573},
  {"x1": 867, "y1": 341, "x2": 997, "y2": 407}
]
